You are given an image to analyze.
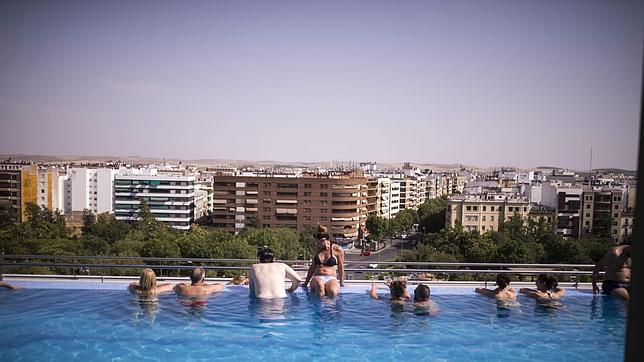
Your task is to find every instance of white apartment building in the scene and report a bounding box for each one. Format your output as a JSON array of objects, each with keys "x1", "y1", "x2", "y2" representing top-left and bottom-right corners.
[
  {"x1": 389, "y1": 181, "x2": 401, "y2": 218},
  {"x1": 114, "y1": 173, "x2": 197, "y2": 230},
  {"x1": 66, "y1": 168, "x2": 119, "y2": 215}
]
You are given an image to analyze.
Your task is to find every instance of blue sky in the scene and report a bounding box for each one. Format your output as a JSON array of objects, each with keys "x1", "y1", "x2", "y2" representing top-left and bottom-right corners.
[{"x1": 1, "y1": 0, "x2": 642, "y2": 169}]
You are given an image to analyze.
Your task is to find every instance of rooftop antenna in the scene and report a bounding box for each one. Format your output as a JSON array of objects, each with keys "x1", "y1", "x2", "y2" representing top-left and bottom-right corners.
[{"x1": 589, "y1": 146, "x2": 593, "y2": 174}]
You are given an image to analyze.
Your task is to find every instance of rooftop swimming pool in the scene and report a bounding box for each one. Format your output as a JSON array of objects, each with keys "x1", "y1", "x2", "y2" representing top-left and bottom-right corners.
[{"x1": 0, "y1": 282, "x2": 627, "y2": 361}]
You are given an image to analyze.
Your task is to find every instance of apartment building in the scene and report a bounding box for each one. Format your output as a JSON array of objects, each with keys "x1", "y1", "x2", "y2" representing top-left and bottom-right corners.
[
  {"x1": 66, "y1": 168, "x2": 119, "y2": 216},
  {"x1": 389, "y1": 181, "x2": 401, "y2": 218},
  {"x1": 114, "y1": 173, "x2": 197, "y2": 230},
  {"x1": 579, "y1": 187, "x2": 627, "y2": 243},
  {"x1": 0, "y1": 163, "x2": 60, "y2": 222},
  {"x1": 366, "y1": 177, "x2": 391, "y2": 219},
  {"x1": 211, "y1": 171, "x2": 368, "y2": 239},
  {"x1": 541, "y1": 183, "x2": 582, "y2": 239},
  {"x1": 445, "y1": 195, "x2": 532, "y2": 233}
]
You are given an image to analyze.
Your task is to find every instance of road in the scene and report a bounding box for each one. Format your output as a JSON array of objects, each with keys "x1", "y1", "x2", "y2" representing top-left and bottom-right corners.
[{"x1": 343, "y1": 237, "x2": 416, "y2": 279}]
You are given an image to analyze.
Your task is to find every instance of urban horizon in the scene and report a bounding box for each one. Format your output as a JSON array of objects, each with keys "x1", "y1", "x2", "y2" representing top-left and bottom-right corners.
[{"x1": 0, "y1": 152, "x2": 637, "y2": 173}]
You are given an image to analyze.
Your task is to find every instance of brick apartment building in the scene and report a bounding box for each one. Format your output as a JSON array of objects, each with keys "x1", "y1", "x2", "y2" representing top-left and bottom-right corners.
[{"x1": 212, "y1": 171, "x2": 368, "y2": 239}]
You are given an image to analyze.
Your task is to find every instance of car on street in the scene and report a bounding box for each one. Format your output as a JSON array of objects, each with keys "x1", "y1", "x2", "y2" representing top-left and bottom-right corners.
[{"x1": 368, "y1": 264, "x2": 379, "y2": 269}]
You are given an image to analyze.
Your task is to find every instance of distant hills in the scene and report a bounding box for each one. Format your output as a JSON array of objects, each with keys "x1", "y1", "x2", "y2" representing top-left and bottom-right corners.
[{"x1": 0, "y1": 154, "x2": 636, "y2": 174}]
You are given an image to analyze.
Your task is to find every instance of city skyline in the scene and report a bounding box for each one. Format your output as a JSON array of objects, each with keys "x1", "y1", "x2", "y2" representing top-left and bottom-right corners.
[{"x1": 1, "y1": 0, "x2": 643, "y2": 170}]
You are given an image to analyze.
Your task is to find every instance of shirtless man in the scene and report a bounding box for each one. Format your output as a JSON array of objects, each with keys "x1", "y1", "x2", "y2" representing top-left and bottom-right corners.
[
  {"x1": 174, "y1": 267, "x2": 225, "y2": 298},
  {"x1": 475, "y1": 274, "x2": 517, "y2": 301},
  {"x1": 592, "y1": 244, "x2": 631, "y2": 301},
  {"x1": 249, "y1": 248, "x2": 302, "y2": 299}
]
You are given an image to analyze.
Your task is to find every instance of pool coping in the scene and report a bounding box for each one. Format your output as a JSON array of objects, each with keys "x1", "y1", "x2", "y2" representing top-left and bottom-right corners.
[{"x1": 1, "y1": 275, "x2": 594, "y2": 296}]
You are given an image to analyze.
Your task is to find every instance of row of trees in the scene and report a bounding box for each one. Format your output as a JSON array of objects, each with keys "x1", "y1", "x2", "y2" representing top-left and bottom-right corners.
[
  {"x1": 365, "y1": 197, "x2": 616, "y2": 265},
  {"x1": 398, "y1": 215, "x2": 615, "y2": 265},
  {"x1": 0, "y1": 201, "x2": 317, "y2": 276}
]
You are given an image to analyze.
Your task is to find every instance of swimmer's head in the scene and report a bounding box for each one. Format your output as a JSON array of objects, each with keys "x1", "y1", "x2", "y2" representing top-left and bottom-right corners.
[
  {"x1": 190, "y1": 267, "x2": 205, "y2": 284},
  {"x1": 139, "y1": 268, "x2": 157, "y2": 291},
  {"x1": 496, "y1": 274, "x2": 511, "y2": 289},
  {"x1": 258, "y1": 248, "x2": 275, "y2": 263},
  {"x1": 390, "y1": 280, "x2": 407, "y2": 300},
  {"x1": 414, "y1": 284, "x2": 430, "y2": 302}
]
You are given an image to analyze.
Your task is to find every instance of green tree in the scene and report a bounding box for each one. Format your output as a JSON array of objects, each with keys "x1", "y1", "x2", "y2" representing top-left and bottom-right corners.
[
  {"x1": 81, "y1": 209, "x2": 96, "y2": 234},
  {"x1": 366, "y1": 215, "x2": 387, "y2": 241},
  {"x1": 16, "y1": 203, "x2": 67, "y2": 240},
  {"x1": 0, "y1": 201, "x2": 17, "y2": 229},
  {"x1": 417, "y1": 198, "x2": 446, "y2": 233}
]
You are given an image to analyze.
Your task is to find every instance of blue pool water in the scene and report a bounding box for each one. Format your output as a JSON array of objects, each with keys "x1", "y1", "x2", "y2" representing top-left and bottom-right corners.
[{"x1": 0, "y1": 284, "x2": 627, "y2": 361}]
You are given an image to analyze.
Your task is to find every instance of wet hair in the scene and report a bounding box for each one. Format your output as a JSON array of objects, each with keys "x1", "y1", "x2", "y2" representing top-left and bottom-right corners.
[
  {"x1": 537, "y1": 274, "x2": 558, "y2": 290},
  {"x1": 496, "y1": 274, "x2": 511, "y2": 289},
  {"x1": 258, "y1": 248, "x2": 275, "y2": 263},
  {"x1": 190, "y1": 267, "x2": 205, "y2": 283},
  {"x1": 228, "y1": 275, "x2": 249, "y2": 285},
  {"x1": 139, "y1": 268, "x2": 157, "y2": 291},
  {"x1": 315, "y1": 225, "x2": 330, "y2": 240},
  {"x1": 414, "y1": 284, "x2": 430, "y2": 302},
  {"x1": 389, "y1": 280, "x2": 407, "y2": 300}
]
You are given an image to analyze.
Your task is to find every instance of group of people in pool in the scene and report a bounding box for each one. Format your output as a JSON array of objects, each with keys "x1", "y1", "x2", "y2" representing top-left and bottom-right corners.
[{"x1": 2, "y1": 227, "x2": 632, "y2": 305}]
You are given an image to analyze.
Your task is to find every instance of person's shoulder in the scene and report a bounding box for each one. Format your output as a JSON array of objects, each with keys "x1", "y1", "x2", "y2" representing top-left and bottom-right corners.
[{"x1": 332, "y1": 244, "x2": 344, "y2": 253}]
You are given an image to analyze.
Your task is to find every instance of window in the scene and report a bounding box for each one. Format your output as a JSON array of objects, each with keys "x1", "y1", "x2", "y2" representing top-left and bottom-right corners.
[
  {"x1": 262, "y1": 215, "x2": 270, "y2": 220},
  {"x1": 320, "y1": 217, "x2": 328, "y2": 221},
  {"x1": 586, "y1": 204, "x2": 591, "y2": 209},
  {"x1": 586, "y1": 213, "x2": 590, "y2": 217},
  {"x1": 482, "y1": 206, "x2": 486, "y2": 211},
  {"x1": 303, "y1": 200, "x2": 311, "y2": 205},
  {"x1": 263, "y1": 183, "x2": 271, "y2": 188},
  {"x1": 304, "y1": 184, "x2": 312, "y2": 189},
  {"x1": 304, "y1": 192, "x2": 311, "y2": 197},
  {"x1": 304, "y1": 216, "x2": 312, "y2": 221},
  {"x1": 466, "y1": 206, "x2": 472, "y2": 211},
  {"x1": 264, "y1": 191, "x2": 271, "y2": 196},
  {"x1": 491, "y1": 206, "x2": 495, "y2": 211},
  {"x1": 614, "y1": 205, "x2": 619, "y2": 210},
  {"x1": 490, "y1": 216, "x2": 494, "y2": 221},
  {"x1": 482, "y1": 216, "x2": 486, "y2": 221},
  {"x1": 263, "y1": 207, "x2": 271, "y2": 212},
  {"x1": 304, "y1": 208, "x2": 312, "y2": 213},
  {"x1": 320, "y1": 209, "x2": 328, "y2": 213},
  {"x1": 320, "y1": 192, "x2": 328, "y2": 197},
  {"x1": 482, "y1": 225, "x2": 486, "y2": 230},
  {"x1": 472, "y1": 206, "x2": 478, "y2": 211},
  {"x1": 523, "y1": 207, "x2": 527, "y2": 212},
  {"x1": 320, "y1": 184, "x2": 329, "y2": 189},
  {"x1": 585, "y1": 221, "x2": 590, "y2": 226}
]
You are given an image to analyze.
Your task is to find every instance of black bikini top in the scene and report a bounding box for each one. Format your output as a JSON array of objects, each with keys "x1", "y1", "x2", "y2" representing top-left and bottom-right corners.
[{"x1": 314, "y1": 248, "x2": 337, "y2": 267}]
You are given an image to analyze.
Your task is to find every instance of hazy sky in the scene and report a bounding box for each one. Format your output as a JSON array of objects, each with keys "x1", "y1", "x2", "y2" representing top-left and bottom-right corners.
[{"x1": 1, "y1": 0, "x2": 642, "y2": 170}]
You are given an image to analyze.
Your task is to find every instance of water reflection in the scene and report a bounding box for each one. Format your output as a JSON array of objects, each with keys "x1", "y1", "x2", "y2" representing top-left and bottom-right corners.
[
  {"x1": 131, "y1": 297, "x2": 160, "y2": 324},
  {"x1": 248, "y1": 297, "x2": 286, "y2": 322}
]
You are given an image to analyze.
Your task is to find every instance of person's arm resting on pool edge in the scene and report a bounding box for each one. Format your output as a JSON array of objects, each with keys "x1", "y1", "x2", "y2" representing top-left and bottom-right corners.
[
  {"x1": 155, "y1": 283, "x2": 175, "y2": 294},
  {"x1": 285, "y1": 264, "x2": 302, "y2": 293},
  {"x1": 475, "y1": 287, "x2": 497, "y2": 298}
]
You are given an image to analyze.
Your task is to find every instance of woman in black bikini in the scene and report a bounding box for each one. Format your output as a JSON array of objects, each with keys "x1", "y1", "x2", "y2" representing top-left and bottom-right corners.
[
  {"x1": 303, "y1": 226, "x2": 345, "y2": 297},
  {"x1": 519, "y1": 274, "x2": 565, "y2": 300}
]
